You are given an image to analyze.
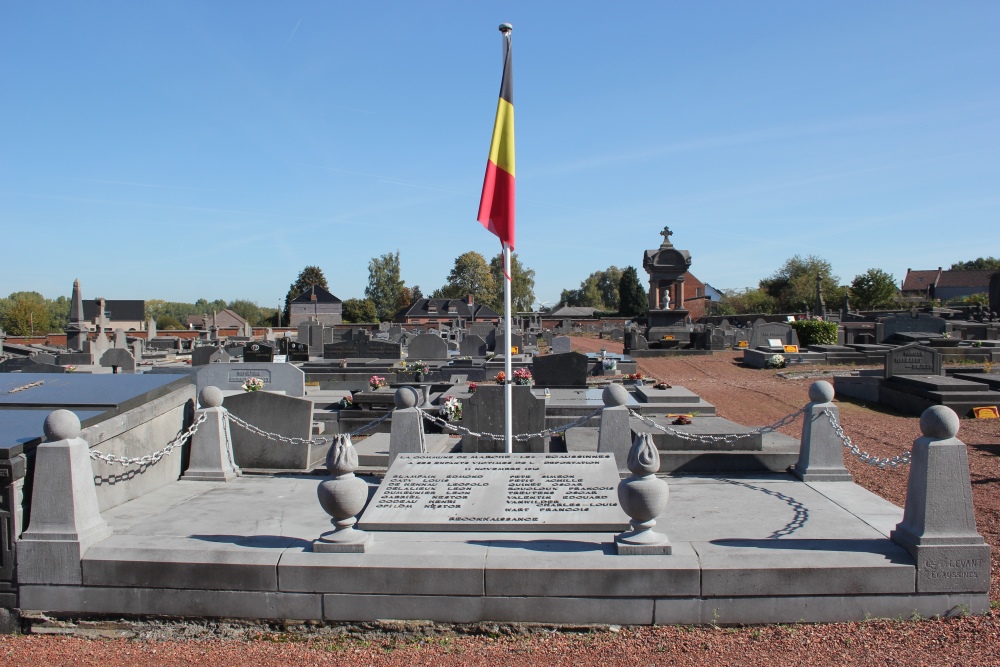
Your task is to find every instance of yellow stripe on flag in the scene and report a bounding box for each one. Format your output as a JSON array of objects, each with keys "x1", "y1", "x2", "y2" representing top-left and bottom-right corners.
[{"x1": 487, "y1": 98, "x2": 515, "y2": 177}]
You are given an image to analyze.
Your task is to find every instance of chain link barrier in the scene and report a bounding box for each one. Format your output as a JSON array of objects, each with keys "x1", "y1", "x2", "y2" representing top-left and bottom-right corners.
[
  {"x1": 823, "y1": 408, "x2": 911, "y2": 469},
  {"x1": 89, "y1": 411, "x2": 209, "y2": 467},
  {"x1": 416, "y1": 407, "x2": 603, "y2": 442},
  {"x1": 225, "y1": 410, "x2": 391, "y2": 446},
  {"x1": 627, "y1": 407, "x2": 806, "y2": 445}
]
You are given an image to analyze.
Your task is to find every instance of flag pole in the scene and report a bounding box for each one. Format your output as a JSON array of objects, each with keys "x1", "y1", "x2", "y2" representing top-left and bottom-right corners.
[{"x1": 504, "y1": 242, "x2": 513, "y2": 454}]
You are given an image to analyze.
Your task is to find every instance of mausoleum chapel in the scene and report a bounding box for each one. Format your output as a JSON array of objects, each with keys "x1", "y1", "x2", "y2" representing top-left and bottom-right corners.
[{"x1": 1, "y1": 243, "x2": 997, "y2": 633}]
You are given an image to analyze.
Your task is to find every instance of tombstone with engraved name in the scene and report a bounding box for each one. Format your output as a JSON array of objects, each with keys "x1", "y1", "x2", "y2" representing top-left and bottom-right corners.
[
  {"x1": 192, "y1": 345, "x2": 220, "y2": 367},
  {"x1": 708, "y1": 328, "x2": 726, "y2": 351},
  {"x1": 551, "y1": 335, "x2": 572, "y2": 354},
  {"x1": 496, "y1": 332, "x2": 523, "y2": 355},
  {"x1": 407, "y1": 333, "x2": 449, "y2": 360},
  {"x1": 878, "y1": 312, "x2": 947, "y2": 344},
  {"x1": 748, "y1": 322, "x2": 799, "y2": 350},
  {"x1": 100, "y1": 347, "x2": 136, "y2": 373},
  {"x1": 533, "y1": 351, "x2": 588, "y2": 388},
  {"x1": 243, "y1": 341, "x2": 275, "y2": 363},
  {"x1": 459, "y1": 334, "x2": 488, "y2": 357},
  {"x1": 885, "y1": 343, "x2": 942, "y2": 380},
  {"x1": 461, "y1": 384, "x2": 546, "y2": 454}
]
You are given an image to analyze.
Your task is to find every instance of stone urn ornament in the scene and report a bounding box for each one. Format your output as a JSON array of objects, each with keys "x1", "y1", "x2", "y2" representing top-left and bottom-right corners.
[
  {"x1": 314, "y1": 434, "x2": 373, "y2": 552},
  {"x1": 616, "y1": 432, "x2": 671, "y2": 554}
]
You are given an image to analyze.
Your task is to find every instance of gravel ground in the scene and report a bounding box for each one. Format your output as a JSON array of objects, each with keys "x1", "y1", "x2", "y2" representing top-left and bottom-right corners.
[{"x1": 3, "y1": 341, "x2": 999, "y2": 665}]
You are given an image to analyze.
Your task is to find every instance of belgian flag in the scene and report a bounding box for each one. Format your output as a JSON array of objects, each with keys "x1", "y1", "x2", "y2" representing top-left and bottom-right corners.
[{"x1": 477, "y1": 24, "x2": 515, "y2": 251}]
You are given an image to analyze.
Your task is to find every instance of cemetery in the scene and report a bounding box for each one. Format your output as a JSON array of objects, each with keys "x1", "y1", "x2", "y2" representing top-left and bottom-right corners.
[{"x1": 0, "y1": 270, "x2": 996, "y2": 632}]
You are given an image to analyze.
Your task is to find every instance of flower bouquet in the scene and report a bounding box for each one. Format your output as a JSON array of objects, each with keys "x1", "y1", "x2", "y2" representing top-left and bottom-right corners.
[
  {"x1": 242, "y1": 377, "x2": 265, "y2": 392},
  {"x1": 625, "y1": 372, "x2": 643, "y2": 380},
  {"x1": 513, "y1": 368, "x2": 533, "y2": 386},
  {"x1": 494, "y1": 371, "x2": 506, "y2": 384},
  {"x1": 602, "y1": 358, "x2": 618, "y2": 371},
  {"x1": 468, "y1": 382, "x2": 477, "y2": 394},
  {"x1": 766, "y1": 354, "x2": 786, "y2": 369},
  {"x1": 409, "y1": 360, "x2": 429, "y2": 374},
  {"x1": 439, "y1": 395, "x2": 463, "y2": 422},
  {"x1": 369, "y1": 375, "x2": 388, "y2": 390},
  {"x1": 339, "y1": 395, "x2": 354, "y2": 409}
]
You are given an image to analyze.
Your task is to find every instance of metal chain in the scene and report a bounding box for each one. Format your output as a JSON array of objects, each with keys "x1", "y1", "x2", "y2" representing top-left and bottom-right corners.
[
  {"x1": 823, "y1": 408, "x2": 911, "y2": 469},
  {"x1": 416, "y1": 407, "x2": 603, "y2": 442},
  {"x1": 627, "y1": 407, "x2": 806, "y2": 444},
  {"x1": 89, "y1": 411, "x2": 208, "y2": 467},
  {"x1": 224, "y1": 409, "x2": 391, "y2": 446}
]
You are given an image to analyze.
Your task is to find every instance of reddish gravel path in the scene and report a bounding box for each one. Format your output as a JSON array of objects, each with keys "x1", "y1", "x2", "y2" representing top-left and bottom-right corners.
[{"x1": 3, "y1": 339, "x2": 999, "y2": 665}]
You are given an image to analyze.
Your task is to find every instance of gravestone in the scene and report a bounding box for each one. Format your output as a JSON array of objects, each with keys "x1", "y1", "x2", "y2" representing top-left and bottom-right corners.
[
  {"x1": 357, "y1": 453, "x2": 628, "y2": 532},
  {"x1": 879, "y1": 313, "x2": 947, "y2": 343},
  {"x1": 242, "y1": 342, "x2": 274, "y2": 363},
  {"x1": 99, "y1": 348, "x2": 136, "y2": 373},
  {"x1": 459, "y1": 334, "x2": 487, "y2": 357},
  {"x1": 496, "y1": 332, "x2": 523, "y2": 355},
  {"x1": 278, "y1": 338, "x2": 310, "y2": 362},
  {"x1": 551, "y1": 336, "x2": 572, "y2": 354},
  {"x1": 609, "y1": 328, "x2": 624, "y2": 342},
  {"x1": 533, "y1": 351, "x2": 589, "y2": 388},
  {"x1": 208, "y1": 348, "x2": 232, "y2": 364},
  {"x1": 0, "y1": 358, "x2": 67, "y2": 373},
  {"x1": 197, "y1": 362, "x2": 306, "y2": 397},
  {"x1": 323, "y1": 338, "x2": 402, "y2": 360},
  {"x1": 222, "y1": 391, "x2": 323, "y2": 470},
  {"x1": 462, "y1": 384, "x2": 546, "y2": 454},
  {"x1": 407, "y1": 333, "x2": 449, "y2": 360},
  {"x1": 113, "y1": 328, "x2": 128, "y2": 349},
  {"x1": 709, "y1": 328, "x2": 726, "y2": 351},
  {"x1": 885, "y1": 344, "x2": 942, "y2": 380},
  {"x1": 748, "y1": 322, "x2": 799, "y2": 350}
]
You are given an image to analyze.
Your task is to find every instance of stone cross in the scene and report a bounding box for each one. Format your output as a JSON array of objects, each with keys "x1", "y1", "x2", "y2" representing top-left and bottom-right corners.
[{"x1": 659, "y1": 226, "x2": 673, "y2": 246}]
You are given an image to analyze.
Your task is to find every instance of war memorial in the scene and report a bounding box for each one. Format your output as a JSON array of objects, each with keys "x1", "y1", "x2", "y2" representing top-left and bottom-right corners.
[{"x1": 0, "y1": 228, "x2": 995, "y2": 633}]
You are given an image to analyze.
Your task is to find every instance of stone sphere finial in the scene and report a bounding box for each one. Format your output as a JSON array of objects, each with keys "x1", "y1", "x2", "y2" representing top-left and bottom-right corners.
[
  {"x1": 808, "y1": 380, "x2": 835, "y2": 404},
  {"x1": 315, "y1": 434, "x2": 373, "y2": 552},
  {"x1": 200, "y1": 386, "x2": 224, "y2": 408},
  {"x1": 603, "y1": 383, "x2": 629, "y2": 407},
  {"x1": 44, "y1": 409, "x2": 81, "y2": 441},
  {"x1": 394, "y1": 387, "x2": 417, "y2": 409},
  {"x1": 920, "y1": 405, "x2": 960, "y2": 440}
]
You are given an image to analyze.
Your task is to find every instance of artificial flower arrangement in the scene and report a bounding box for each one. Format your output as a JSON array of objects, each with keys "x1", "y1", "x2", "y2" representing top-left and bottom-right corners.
[
  {"x1": 339, "y1": 395, "x2": 353, "y2": 409},
  {"x1": 625, "y1": 372, "x2": 643, "y2": 380},
  {"x1": 512, "y1": 368, "x2": 533, "y2": 385},
  {"x1": 494, "y1": 371, "x2": 506, "y2": 384},
  {"x1": 65, "y1": 365, "x2": 77, "y2": 373},
  {"x1": 242, "y1": 377, "x2": 265, "y2": 392},
  {"x1": 369, "y1": 375, "x2": 389, "y2": 390},
  {"x1": 410, "y1": 360, "x2": 429, "y2": 375},
  {"x1": 439, "y1": 395, "x2": 463, "y2": 422},
  {"x1": 767, "y1": 354, "x2": 786, "y2": 369},
  {"x1": 671, "y1": 414, "x2": 693, "y2": 426},
  {"x1": 602, "y1": 358, "x2": 618, "y2": 371},
  {"x1": 468, "y1": 382, "x2": 478, "y2": 394},
  {"x1": 653, "y1": 381, "x2": 672, "y2": 390}
]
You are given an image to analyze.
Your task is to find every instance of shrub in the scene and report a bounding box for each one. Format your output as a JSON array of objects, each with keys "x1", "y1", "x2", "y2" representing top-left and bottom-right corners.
[{"x1": 790, "y1": 320, "x2": 837, "y2": 347}]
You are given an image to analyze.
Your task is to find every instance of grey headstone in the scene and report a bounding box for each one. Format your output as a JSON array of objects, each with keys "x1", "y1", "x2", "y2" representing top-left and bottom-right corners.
[
  {"x1": 461, "y1": 384, "x2": 545, "y2": 453},
  {"x1": 407, "y1": 333, "x2": 449, "y2": 360},
  {"x1": 192, "y1": 346, "x2": 220, "y2": 367},
  {"x1": 459, "y1": 334, "x2": 488, "y2": 357},
  {"x1": 533, "y1": 352, "x2": 589, "y2": 388},
  {"x1": 748, "y1": 322, "x2": 799, "y2": 350},
  {"x1": 879, "y1": 312, "x2": 947, "y2": 343},
  {"x1": 885, "y1": 343, "x2": 942, "y2": 380},
  {"x1": 551, "y1": 336, "x2": 572, "y2": 354},
  {"x1": 222, "y1": 391, "x2": 322, "y2": 470},
  {"x1": 99, "y1": 348, "x2": 136, "y2": 372},
  {"x1": 197, "y1": 362, "x2": 306, "y2": 397}
]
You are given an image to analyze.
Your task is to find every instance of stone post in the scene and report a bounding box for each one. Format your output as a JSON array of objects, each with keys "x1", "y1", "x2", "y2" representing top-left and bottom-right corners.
[
  {"x1": 0, "y1": 443, "x2": 27, "y2": 632},
  {"x1": 597, "y1": 384, "x2": 632, "y2": 473},
  {"x1": 891, "y1": 406, "x2": 990, "y2": 593},
  {"x1": 616, "y1": 432, "x2": 671, "y2": 555},
  {"x1": 792, "y1": 381, "x2": 852, "y2": 482},
  {"x1": 315, "y1": 435, "x2": 373, "y2": 553},
  {"x1": 182, "y1": 387, "x2": 241, "y2": 482},
  {"x1": 388, "y1": 387, "x2": 426, "y2": 467},
  {"x1": 16, "y1": 410, "x2": 112, "y2": 585}
]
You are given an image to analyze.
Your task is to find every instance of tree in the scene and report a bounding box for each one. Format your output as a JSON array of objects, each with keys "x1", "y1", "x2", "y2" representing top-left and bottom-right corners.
[
  {"x1": 617, "y1": 266, "x2": 648, "y2": 316},
  {"x1": 365, "y1": 251, "x2": 404, "y2": 321},
  {"x1": 488, "y1": 252, "x2": 536, "y2": 312},
  {"x1": 47, "y1": 295, "x2": 71, "y2": 331},
  {"x1": 284, "y1": 266, "x2": 329, "y2": 323},
  {"x1": 949, "y1": 257, "x2": 1000, "y2": 271},
  {"x1": 559, "y1": 266, "x2": 622, "y2": 311},
  {"x1": 432, "y1": 252, "x2": 497, "y2": 307},
  {"x1": 156, "y1": 315, "x2": 185, "y2": 330},
  {"x1": 1, "y1": 292, "x2": 50, "y2": 335},
  {"x1": 759, "y1": 255, "x2": 845, "y2": 313},
  {"x1": 228, "y1": 299, "x2": 264, "y2": 326},
  {"x1": 342, "y1": 298, "x2": 378, "y2": 323},
  {"x1": 849, "y1": 269, "x2": 898, "y2": 310},
  {"x1": 411, "y1": 285, "x2": 423, "y2": 301},
  {"x1": 395, "y1": 286, "x2": 413, "y2": 312},
  {"x1": 716, "y1": 287, "x2": 778, "y2": 316}
]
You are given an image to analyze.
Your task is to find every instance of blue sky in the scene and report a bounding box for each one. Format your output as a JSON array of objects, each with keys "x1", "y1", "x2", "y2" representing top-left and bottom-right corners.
[{"x1": 2, "y1": 3, "x2": 998, "y2": 309}]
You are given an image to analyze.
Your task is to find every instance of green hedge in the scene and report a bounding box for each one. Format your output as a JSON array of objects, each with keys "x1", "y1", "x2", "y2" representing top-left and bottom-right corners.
[{"x1": 790, "y1": 320, "x2": 838, "y2": 347}]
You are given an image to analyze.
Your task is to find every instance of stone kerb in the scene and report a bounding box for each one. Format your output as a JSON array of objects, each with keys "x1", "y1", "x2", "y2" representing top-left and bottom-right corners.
[
  {"x1": 182, "y1": 387, "x2": 241, "y2": 482},
  {"x1": 792, "y1": 381, "x2": 852, "y2": 482},
  {"x1": 890, "y1": 406, "x2": 990, "y2": 593},
  {"x1": 597, "y1": 384, "x2": 632, "y2": 472},
  {"x1": 388, "y1": 388, "x2": 427, "y2": 467},
  {"x1": 17, "y1": 410, "x2": 112, "y2": 585}
]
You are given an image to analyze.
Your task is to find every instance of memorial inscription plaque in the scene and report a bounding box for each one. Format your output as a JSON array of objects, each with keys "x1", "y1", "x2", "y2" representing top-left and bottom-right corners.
[{"x1": 358, "y1": 453, "x2": 630, "y2": 531}]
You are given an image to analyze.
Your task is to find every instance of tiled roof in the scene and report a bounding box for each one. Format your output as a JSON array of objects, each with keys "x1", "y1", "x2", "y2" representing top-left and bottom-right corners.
[
  {"x1": 901, "y1": 269, "x2": 941, "y2": 292},
  {"x1": 935, "y1": 270, "x2": 996, "y2": 289},
  {"x1": 398, "y1": 299, "x2": 500, "y2": 320},
  {"x1": 291, "y1": 284, "x2": 342, "y2": 304}
]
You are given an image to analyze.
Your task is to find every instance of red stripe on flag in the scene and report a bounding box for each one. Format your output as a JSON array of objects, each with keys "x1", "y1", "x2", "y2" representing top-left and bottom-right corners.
[{"x1": 477, "y1": 160, "x2": 515, "y2": 250}]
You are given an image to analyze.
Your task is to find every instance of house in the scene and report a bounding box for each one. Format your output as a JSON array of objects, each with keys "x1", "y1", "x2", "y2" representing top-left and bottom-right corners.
[
  {"x1": 679, "y1": 272, "x2": 720, "y2": 320},
  {"x1": 289, "y1": 284, "x2": 343, "y2": 327},
  {"x1": 396, "y1": 296, "x2": 500, "y2": 325},
  {"x1": 186, "y1": 309, "x2": 248, "y2": 331},
  {"x1": 901, "y1": 268, "x2": 994, "y2": 301},
  {"x1": 82, "y1": 299, "x2": 145, "y2": 331}
]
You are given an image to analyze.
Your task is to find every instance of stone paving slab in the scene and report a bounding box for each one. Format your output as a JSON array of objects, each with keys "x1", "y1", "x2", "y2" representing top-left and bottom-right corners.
[{"x1": 18, "y1": 470, "x2": 962, "y2": 624}]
